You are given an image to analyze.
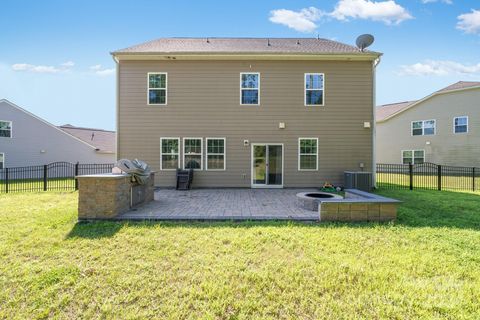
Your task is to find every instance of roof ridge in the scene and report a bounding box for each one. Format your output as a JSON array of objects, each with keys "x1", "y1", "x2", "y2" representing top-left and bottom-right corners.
[
  {"x1": 378, "y1": 100, "x2": 416, "y2": 107},
  {"x1": 59, "y1": 125, "x2": 115, "y2": 133}
]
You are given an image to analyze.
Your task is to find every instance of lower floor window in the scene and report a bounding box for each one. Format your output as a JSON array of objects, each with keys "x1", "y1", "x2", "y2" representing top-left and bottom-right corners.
[
  {"x1": 299, "y1": 138, "x2": 318, "y2": 170},
  {"x1": 402, "y1": 150, "x2": 424, "y2": 164},
  {"x1": 0, "y1": 153, "x2": 4, "y2": 169},
  {"x1": 184, "y1": 138, "x2": 203, "y2": 170},
  {"x1": 160, "y1": 138, "x2": 180, "y2": 170},
  {"x1": 206, "y1": 138, "x2": 225, "y2": 170}
]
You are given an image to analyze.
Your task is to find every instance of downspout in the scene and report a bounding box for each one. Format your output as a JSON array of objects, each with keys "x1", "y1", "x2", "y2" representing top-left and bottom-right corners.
[
  {"x1": 112, "y1": 54, "x2": 120, "y2": 160},
  {"x1": 372, "y1": 56, "x2": 381, "y2": 188}
]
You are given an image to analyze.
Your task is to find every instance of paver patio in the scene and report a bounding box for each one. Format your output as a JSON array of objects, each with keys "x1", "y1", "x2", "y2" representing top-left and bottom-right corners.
[{"x1": 118, "y1": 188, "x2": 320, "y2": 220}]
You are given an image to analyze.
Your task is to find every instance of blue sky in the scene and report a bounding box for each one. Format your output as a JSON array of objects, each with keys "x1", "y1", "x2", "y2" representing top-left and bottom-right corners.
[{"x1": 0, "y1": 0, "x2": 479, "y2": 130}]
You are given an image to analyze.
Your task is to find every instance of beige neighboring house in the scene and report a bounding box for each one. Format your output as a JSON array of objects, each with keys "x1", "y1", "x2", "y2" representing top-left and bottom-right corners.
[
  {"x1": 376, "y1": 81, "x2": 480, "y2": 166},
  {"x1": 111, "y1": 37, "x2": 381, "y2": 188}
]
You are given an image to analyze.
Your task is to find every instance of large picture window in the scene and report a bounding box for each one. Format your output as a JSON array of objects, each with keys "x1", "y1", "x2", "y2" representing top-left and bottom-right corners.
[
  {"x1": 412, "y1": 120, "x2": 435, "y2": 136},
  {"x1": 402, "y1": 150, "x2": 425, "y2": 164},
  {"x1": 183, "y1": 138, "x2": 203, "y2": 170},
  {"x1": 0, "y1": 153, "x2": 4, "y2": 169},
  {"x1": 305, "y1": 73, "x2": 324, "y2": 106},
  {"x1": 298, "y1": 138, "x2": 318, "y2": 170},
  {"x1": 148, "y1": 73, "x2": 167, "y2": 105},
  {"x1": 240, "y1": 73, "x2": 260, "y2": 105},
  {"x1": 206, "y1": 138, "x2": 226, "y2": 170},
  {"x1": 0, "y1": 121, "x2": 12, "y2": 138},
  {"x1": 454, "y1": 116, "x2": 468, "y2": 134},
  {"x1": 160, "y1": 138, "x2": 180, "y2": 170}
]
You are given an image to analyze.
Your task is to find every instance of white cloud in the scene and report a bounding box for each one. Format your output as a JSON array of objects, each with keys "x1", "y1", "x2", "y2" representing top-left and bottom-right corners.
[
  {"x1": 331, "y1": 0, "x2": 413, "y2": 25},
  {"x1": 12, "y1": 63, "x2": 62, "y2": 74},
  {"x1": 269, "y1": 0, "x2": 412, "y2": 32},
  {"x1": 421, "y1": 0, "x2": 452, "y2": 4},
  {"x1": 269, "y1": 7, "x2": 324, "y2": 32},
  {"x1": 89, "y1": 64, "x2": 115, "y2": 76},
  {"x1": 61, "y1": 61, "x2": 75, "y2": 67},
  {"x1": 457, "y1": 10, "x2": 480, "y2": 34},
  {"x1": 399, "y1": 60, "x2": 480, "y2": 76}
]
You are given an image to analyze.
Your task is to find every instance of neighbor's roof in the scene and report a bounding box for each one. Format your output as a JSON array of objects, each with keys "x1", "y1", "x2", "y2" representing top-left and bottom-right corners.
[
  {"x1": 59, "y1": 124, "x2": 116, "y2": 154},
  {"x1": 112, "y1": 37, "x2": 381, "y2": 57},
  {"x1": 376, "y1": 81, "x2": 480, "y2": 122}
]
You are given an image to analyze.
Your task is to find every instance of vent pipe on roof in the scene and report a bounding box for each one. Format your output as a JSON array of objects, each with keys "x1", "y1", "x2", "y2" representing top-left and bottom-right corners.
[
  {"x1": 267, "y1": 39, "x2": 271, "y2": 46},
  {"x1": 206, "y1": 38, "x2": 210, "y2": 43},
  {"x1": 297, "y1": 40, "x2": 300, "y2": 45}
]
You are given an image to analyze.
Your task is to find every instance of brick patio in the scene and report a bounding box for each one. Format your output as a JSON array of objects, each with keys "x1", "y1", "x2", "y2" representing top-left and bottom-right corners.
[{"x1": 118, "y1": 188, "x2": 320, "y2": 221}]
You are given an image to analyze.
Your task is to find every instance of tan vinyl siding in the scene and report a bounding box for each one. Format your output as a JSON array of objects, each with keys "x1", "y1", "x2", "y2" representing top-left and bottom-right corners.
[
  {"x1": 376, "y1": 88, "x2": 480, "y2": 167},
  {"x1": 118, "y1": 60, "x2": 374, "y2": 187}
]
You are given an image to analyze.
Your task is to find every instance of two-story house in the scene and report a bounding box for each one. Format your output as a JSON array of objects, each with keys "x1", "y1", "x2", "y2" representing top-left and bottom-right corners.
[
  {"x1": 0, "y1": 99, "x2": 116, "y2": 168},
  {"x1": 376, "y1": 81, "x2": 480, "y2": 166},
  {"x1": 112, "y1": 38, "x2": 381, "y2": 188}
]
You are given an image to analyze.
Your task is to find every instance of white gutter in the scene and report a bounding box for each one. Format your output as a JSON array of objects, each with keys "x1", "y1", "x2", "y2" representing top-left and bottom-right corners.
[
  {"x1": 112, "y1": 55, "x2": 120, "y2": 160},
  {"x1": 372, "y1": 56, "x2": 381, "y2": 188}
]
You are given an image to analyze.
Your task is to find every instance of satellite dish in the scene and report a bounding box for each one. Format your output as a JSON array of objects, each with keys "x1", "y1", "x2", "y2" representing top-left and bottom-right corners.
[{"x1": 356, "y1": 34, "x2": 374, "y2": 52}]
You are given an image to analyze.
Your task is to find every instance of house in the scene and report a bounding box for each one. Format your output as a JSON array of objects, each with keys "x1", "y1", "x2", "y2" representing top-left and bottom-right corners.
[
  {"x1": 111, "y1": 37, "x2": 381, "y2": 188},
  {"x1": 0, "y1": 99, "x2": 116, "y2": 168},
  {"x1": 376, "y1": 81, "x2": 480, "y2": 166}
]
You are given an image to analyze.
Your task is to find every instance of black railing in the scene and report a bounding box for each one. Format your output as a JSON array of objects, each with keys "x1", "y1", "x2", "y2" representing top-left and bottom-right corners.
[
  {"x1": 377, "y1": 163, "x2": 480, "y2": 192},
  {"x1": 0, "y1": 162, "x2": 115, "y2": 193}
]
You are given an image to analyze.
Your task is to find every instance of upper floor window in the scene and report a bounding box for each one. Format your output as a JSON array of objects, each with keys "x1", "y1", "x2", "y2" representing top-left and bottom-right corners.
[
  {"x1": 305, "y1": 73, "x2": 324, "y2": 106},
  {"x1": 206, "y1": 138, "x2": 226, "y2": 170},
  {"x1": 298, "y1": 138, "x2": 318, "y2": 170},
  {"x1": 184, "y1": 138, "x2": 203, "y2": 170},
  {"x1": 402, "y1": 150, "x2": 424, "y2": 165},
  {"x1": 0, "y1": 153, "x2": 4, "y2": 169},
  {"x1": 240, "y1": 73, "x2": 260, "y2": 105},
  {"x1": 454, "y1": 116, "x2": 468, "y2": 134},
  {"x1": 0, "y1": 121, "x2": 12, "y2": 138},
  {"x1": 412, "y1": 120, "x2": 435, "y2": 136},
  {"x1": 160, "y1": 138, "x2": 180, "y2": 170},
  {"x1": 148, "y1": 73, "x2": 167, "y2": 105}
]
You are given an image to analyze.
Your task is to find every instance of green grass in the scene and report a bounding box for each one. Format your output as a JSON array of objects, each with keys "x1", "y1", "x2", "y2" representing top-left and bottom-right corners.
[
  {"x1": 377, "y1": 172, "x2": 480, "y2": 191},
  {"x1": 0, "y1": 178, "x2": 75, "y2": 193},
  {"x1": 1, "y1": 190, "x2": 480, "y2": 319}
]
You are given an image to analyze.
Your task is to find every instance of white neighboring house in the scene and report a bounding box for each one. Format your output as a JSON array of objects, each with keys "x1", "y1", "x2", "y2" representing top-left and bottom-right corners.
[{"x1": 0, "y1": 99, "x2": 115, "y2": 168}]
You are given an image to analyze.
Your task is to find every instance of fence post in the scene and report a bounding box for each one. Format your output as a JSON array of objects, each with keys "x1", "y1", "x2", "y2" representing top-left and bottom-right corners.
[
  {"x1": 409, "y1": 163, "x2": 413, "y2": 190},
  {"x1": 75, "y1": 163, "x2": 79, "y2": 190},
  {"x1": 5, "y1": 168, "x2": 9, "y2": 193},
  {"x1": 437, "y1": 165, "x2": 442, "y2": 191},
  {"x1": 473, "y1": 167, "x2": 476, "y2": 192},
  {"x1": 43, "y1": 165, "x2": 47, "y2": 191}
]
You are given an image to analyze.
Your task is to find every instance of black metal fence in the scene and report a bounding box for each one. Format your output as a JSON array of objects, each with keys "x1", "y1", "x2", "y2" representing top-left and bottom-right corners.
[
  {"x1": 377, "y1": 163, "x2": 480, "y2": 191},
  {"x1": 0, "y1": 162, "x2": 115, "y2": 193}
]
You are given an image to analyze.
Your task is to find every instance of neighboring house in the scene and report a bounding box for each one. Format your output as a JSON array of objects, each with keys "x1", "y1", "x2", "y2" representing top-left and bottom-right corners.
[
  {"x1": 112, "y1": 37, "x2": 381, "y2": 188},
  {"x1": 0, "y1": 99, "x2": 116, "y2": 168},
  {"x1": 376, "y1": 81, "x2": 480, "y2": 166}
]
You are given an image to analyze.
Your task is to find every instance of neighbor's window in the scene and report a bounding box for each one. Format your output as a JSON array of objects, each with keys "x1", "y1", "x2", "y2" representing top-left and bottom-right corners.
[
  {"x1": 299, "y1": 138, "x2": 318, "y2": 170},
  {"x1": 240, "y1": 73, "x2": 260, "y2": 105},
  {"x1": 206, "y1": 138, "x2": 226, "y2": 170},
  {"x1": 148, "y1": 73, "x2": 167, "y2": 105},
  {"x1": 412, "y1": 120, "x2": 435, "y2": 136},
  {"x1": 0, "y1": 153, "x2": 4, "y2": 169},
  {"x1": 160, "y1": 138, "x2": 180, "y2": 170},
  {"x1": 454, "y1": 116, "x2": 468, "y2": 134},
  {"x1": 0, "y1": 121, "x2": 12, "y2": 138},
  {"x1": 305, "y1": 73, "x2": 324, "y2": 106},
  {"x1": 402, "y1": 150, "x2": 425, "y2": 165},
  {"x1": 184, "y1": 138, "x2": 202, "y2": 170}
]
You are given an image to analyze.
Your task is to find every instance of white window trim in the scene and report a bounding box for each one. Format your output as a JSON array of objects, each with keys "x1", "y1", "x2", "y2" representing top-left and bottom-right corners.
[
  {"x1": 401, "y1": 149, "x2": 425, "y2": 165},
  {"x1": 298, "y1": 137, "x2": 319, "y2": 171},
  {"x1": 240, "y1": 72, "x2": 260, "y2": 106},
  {"x1": 160, "y1": 137, "x2": 180, "y2": 171},
  {"x1": 304, "y1": 73, "x2": 325, "y2": 107},
  {"x1": 453, "y1": 116, "x2": 468, "y2": 134},
  {"x1": 0, "y1": 120, "x2": 12, "y2": 138},
  {"x1": 147, "y1": 72, "x2": 168, "y2": 106},
  {"x1": 0, "y1": 152, "x2": 4, "y2": 169},
  {"x1": 411, "y1": 119, "x2": 436, "y2": 136},
  {"x1": 205, "y1": 138, "x2": 226, "y2": 171},
  {"x1": 183, "y1": 137, "x2": 203, "y2": 170}
]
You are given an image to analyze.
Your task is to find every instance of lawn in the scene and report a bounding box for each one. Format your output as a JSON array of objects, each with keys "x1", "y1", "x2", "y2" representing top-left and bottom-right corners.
[{"x1": 1, "y1": 190, "x2": 480, "y2": 319}]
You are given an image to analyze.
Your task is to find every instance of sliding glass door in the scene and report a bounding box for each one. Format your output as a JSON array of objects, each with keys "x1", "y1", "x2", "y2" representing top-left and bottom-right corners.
[{"x1": 252, "y1": 144, "x2": 283, "y2": 188}]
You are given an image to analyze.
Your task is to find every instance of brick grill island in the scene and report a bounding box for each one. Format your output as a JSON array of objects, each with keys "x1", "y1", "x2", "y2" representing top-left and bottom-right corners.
[{"x1": 76, "y1": 173, "x2": 155, "y2": 220}]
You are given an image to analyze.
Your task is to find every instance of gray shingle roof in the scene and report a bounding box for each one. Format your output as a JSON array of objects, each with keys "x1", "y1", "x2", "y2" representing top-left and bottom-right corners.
[
  {"x1": 113, "y1": 37, "x2": 380, "y2": 56},
  {"x1": 59, "y1": 124, "x2": 116, "y2": 154},
  {"x1": 376, "y1": 101, "x2": 417, "y2": 122},
  {"x1": 436, "y1": 81, "x2": 480, "y2": 93}
]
